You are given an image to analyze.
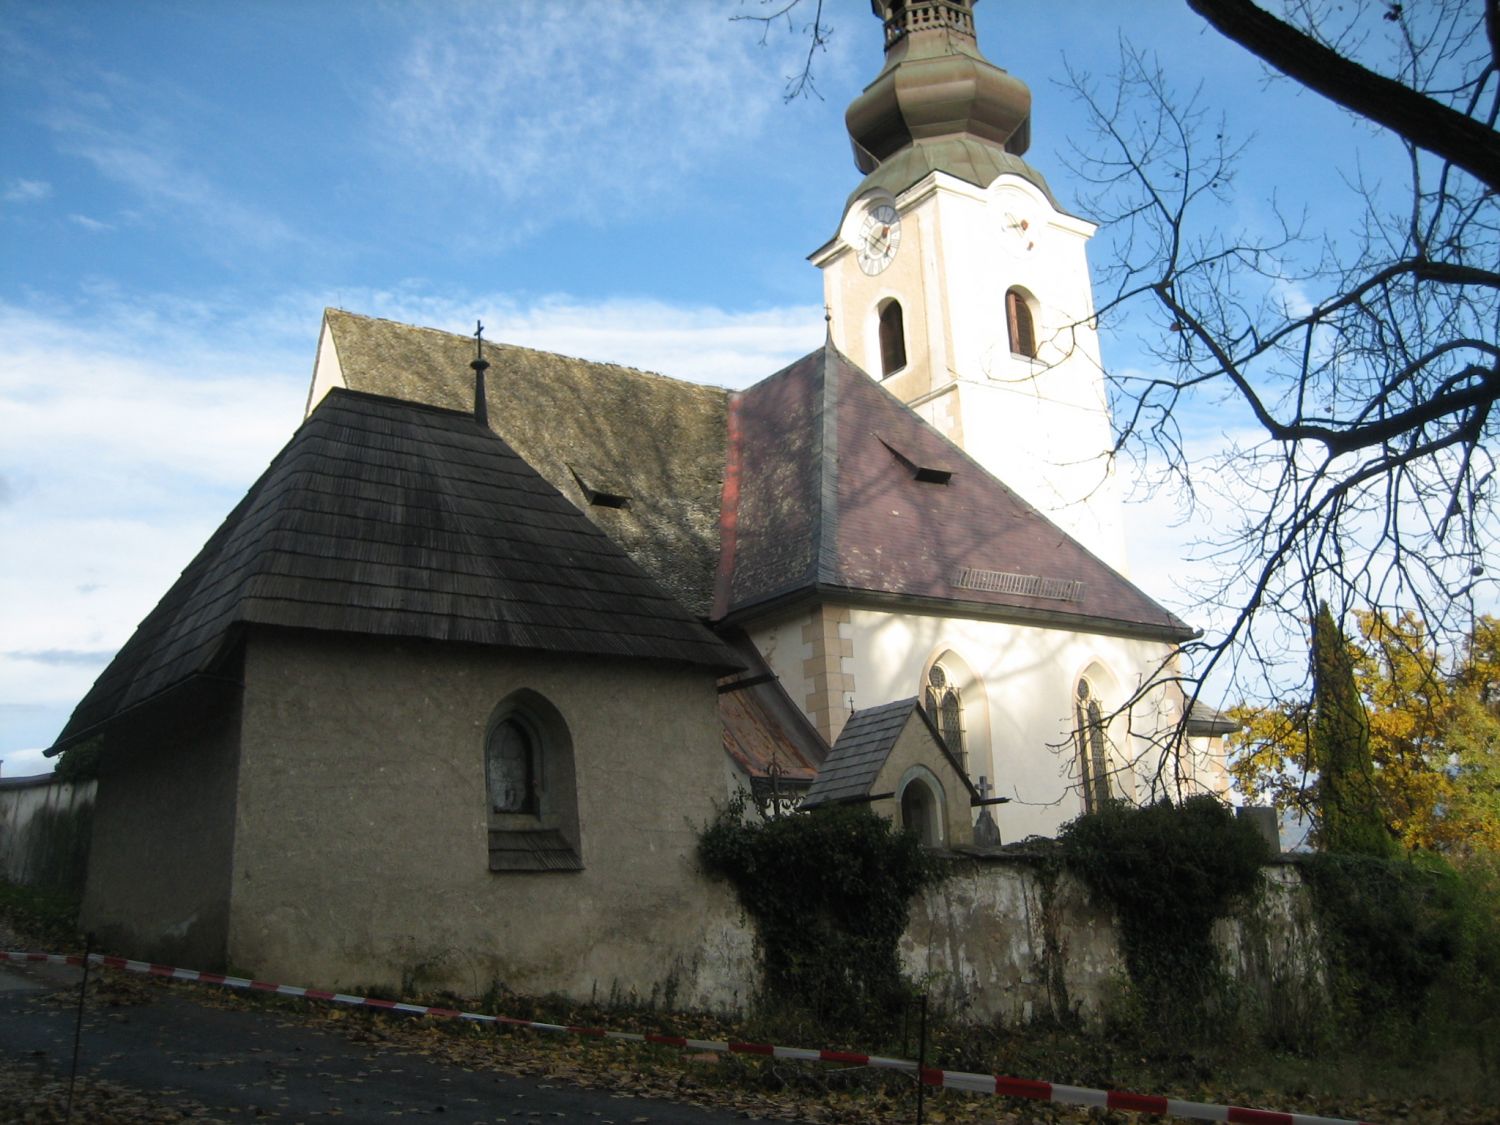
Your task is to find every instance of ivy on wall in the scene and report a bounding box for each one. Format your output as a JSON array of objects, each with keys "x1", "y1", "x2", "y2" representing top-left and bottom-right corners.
[
  {"x1": 698, "y1": 797, "x2": 938, "y2": 1029},
  {"x1": 1302, "y1": 851, "x2": 1500, "y2": 1054},
  {"x1": 1057, "y1": 796, "x2": 1271, "y2": 1039}
]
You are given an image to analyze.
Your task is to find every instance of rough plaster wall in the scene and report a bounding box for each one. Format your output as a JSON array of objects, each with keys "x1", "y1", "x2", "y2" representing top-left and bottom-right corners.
[
  {"x1": 230, "y1": 629, "x2": 755, "y2": 1010},
  {"x1": 81, "y1": 702, "x2": 241, "y2": 970},
  {"x1": 0, "y1": 778, "x2": 95, "y2": 887},
  {"x1": 1213, "y1": 864, "x2": 1328, "y2": 1029},
  {"x1": 903, "y1": 859, "x2": 1325, "y2": 1027}
]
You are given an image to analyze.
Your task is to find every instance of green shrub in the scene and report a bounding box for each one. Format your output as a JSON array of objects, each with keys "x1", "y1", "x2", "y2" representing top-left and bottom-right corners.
[
  {"x1": 1057, "y1": 796, "x2": 1271, "y2": 1040},
  {"x1": 698, "y1": 797, "x2": 938, "y2": 1032},
  {"x1": 1303, "y1": 850, "x2": 1500, "y2": 1063}
]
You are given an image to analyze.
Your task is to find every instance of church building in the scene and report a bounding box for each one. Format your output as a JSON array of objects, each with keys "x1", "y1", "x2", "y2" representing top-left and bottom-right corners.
[{"x1": 51, "y1": 1, "x2": 1225, "y2": 998}]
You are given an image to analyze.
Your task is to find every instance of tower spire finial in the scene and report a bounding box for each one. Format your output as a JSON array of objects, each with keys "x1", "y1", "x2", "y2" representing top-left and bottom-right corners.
[{"x1": 470, "y1": 319, "x2": 490, "y2": 428}]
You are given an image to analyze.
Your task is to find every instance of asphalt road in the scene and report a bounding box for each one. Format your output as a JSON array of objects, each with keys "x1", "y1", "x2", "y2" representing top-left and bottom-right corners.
[{"x1": 0, "y1": 959, "x2": 769, "y2": 1123}]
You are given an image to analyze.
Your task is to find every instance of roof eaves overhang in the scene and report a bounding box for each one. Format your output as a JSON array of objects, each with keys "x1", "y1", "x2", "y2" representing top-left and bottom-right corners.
[{"x1": 718, "y1": 583, "x2": 1199, "y2": 645}]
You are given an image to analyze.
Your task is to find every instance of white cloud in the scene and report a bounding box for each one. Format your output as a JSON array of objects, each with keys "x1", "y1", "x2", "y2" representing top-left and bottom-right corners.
[
  {"x1": 67, "y1": 212, "x2": 112, "y2": 232},
  {"x1": 347, "y1": 290, "x2": 824, "y2": 389},
  {"x1": 379, "y1": 0, "x2": 853, "y2": 225},
  {"x1": 1, "y1": 746, "x2": 56, "y2": 780},
  {"x1": 2, "y1": 178, "x2": 51, "y2": 204},
  {"x1": 0, "y1": 286, "x2": 823, "y2": 749},
  {"x1": 48, "y1": 114, "x2": 302, "y2": 251}
]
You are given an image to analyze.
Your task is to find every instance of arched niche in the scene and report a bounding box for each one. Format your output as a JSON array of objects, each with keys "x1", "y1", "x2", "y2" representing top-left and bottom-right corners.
[{"x1": 897, "y1": 764, "x2": 947, "y2": 847}]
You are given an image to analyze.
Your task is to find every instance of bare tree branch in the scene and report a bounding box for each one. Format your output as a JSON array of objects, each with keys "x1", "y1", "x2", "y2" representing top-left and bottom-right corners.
[{"x1": 1187, "y1": 0, "x2": 1500, "y2": 192}]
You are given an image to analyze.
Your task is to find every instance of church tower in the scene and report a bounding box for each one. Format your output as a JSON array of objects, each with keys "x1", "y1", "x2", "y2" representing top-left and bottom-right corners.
[{"x1": 810, "y1": 0, "x2": 1127, "y2": 570}]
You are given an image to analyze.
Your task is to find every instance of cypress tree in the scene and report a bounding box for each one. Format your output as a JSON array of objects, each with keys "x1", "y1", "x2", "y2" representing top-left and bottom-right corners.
[{"x1": 1311, "y1": 602, "x2": 1395, "y2": 856}]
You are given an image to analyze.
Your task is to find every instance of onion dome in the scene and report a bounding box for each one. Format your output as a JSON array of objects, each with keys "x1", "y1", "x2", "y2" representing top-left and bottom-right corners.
[{"x1": 843, "y1": 0, "x2": 1057, "y2": 207}]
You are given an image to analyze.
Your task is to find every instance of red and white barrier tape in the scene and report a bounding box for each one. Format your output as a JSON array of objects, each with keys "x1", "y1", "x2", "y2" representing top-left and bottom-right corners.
[{"x1": 2, "y1": 949, "x2": 1375, "y2": 1125}]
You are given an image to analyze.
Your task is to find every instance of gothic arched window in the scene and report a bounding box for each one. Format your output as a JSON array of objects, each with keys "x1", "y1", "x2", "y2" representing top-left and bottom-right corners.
[
  {"x1": 879, "y1": 299, "x2": 907, "y2": 377},
  {"x1": 1006, "y1": 288, "x2": 1037, "y2": 357},
  {"x1": 925, "y1": 664, "x2": 966, "y2": 773},
  {"x1": 1075, "y1": 678, "x2": 1112, "y2": 814}
]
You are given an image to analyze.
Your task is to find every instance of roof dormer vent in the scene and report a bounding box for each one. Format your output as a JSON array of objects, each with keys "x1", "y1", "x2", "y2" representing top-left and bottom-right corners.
[
  {"x1": 568, "y1": 465, "x2": 631, "y2": 510},
  {"x1": 879, "y1": 436, "x2": 953, "y2": 485}
]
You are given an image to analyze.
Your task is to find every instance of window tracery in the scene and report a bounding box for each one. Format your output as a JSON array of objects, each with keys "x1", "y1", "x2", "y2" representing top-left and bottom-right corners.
[
  {"x1": 925, "y1": 663, "x2": 966, "y2": 773},
  {"x1": 1075, "y1": 677, "x2": 1112, "y2": 813}
]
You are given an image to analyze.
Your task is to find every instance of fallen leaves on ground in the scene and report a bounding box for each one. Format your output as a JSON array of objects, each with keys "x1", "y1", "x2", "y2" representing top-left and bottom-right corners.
[{"x1": 4, "y1": 963, "x2": 1499, "y2": 1124}]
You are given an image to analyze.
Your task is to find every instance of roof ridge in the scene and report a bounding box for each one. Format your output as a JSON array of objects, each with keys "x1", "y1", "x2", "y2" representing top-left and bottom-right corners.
[{"x1": 324, "y1": 307, "x2": 728, "y2": 392}]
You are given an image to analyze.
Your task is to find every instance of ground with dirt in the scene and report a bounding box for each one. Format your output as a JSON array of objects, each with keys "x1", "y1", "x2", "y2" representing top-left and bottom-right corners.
[{"x1": 0, "y1": 909, "x2": 1495, "y2": 1125}]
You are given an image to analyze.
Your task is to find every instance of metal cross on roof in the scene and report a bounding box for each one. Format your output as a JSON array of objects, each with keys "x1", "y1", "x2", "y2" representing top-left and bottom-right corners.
[{"x1": 470, "y1": 319, "x2": 490, "y2": 427}]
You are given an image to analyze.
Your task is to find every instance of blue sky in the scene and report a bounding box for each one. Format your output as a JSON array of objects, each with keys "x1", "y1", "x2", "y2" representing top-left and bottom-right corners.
[{"x1": 0, "y1": 1, "x2": 1401, "y2": 776}]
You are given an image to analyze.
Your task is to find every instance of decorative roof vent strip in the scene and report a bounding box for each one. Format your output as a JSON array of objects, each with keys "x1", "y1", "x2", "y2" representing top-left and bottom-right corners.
[{"x1": 954, "y1": 567, "x2": 1083, "y2": 602}]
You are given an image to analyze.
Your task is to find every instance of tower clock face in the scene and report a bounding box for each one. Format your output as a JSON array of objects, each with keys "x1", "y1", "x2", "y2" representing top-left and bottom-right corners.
[{"x1": 856, "y1": 203, "x2": 902, "y2": 275}]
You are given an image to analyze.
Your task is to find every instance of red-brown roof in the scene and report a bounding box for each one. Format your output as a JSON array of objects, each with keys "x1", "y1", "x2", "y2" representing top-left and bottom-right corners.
[
  {"x1": 716, "y1": 344, "x2": 1194, "y2": 641},
  {"x1": 717, "y1": 632, "x2": 826, "y2": 781}
]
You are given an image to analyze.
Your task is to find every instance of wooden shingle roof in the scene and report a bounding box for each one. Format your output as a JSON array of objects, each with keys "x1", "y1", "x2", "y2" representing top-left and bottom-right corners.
[
  {"x1": 801, "y1": 698, "x2": 918, "y2": 808},
  {"x1": 320, "y1": 310, "x2": 730, "y2": 616},
  {"x1": 718, "y1": 344, "x2": 1195, "y2": 641},
  {"x1": 55, "y1": 389, "x2": 738, "y2": 747}
]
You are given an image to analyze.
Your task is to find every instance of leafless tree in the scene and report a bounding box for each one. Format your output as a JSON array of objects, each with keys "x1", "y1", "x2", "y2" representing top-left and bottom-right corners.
[
  {"x1": 1067, "y1": 0, "x2": 1498, "y2": 715},
  {"x1": 734, "y1": 0, "x2": 831, "y2": 101},
  {"x1": 742, "y1": 0, "x2": 1498, "y2": 689}
]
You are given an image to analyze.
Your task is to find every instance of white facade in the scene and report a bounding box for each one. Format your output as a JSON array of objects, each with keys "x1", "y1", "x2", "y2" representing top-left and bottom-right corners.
[
  {"x1": 748, "y1": 603, "x2": 1198, "y2": 841},
  {"x1": 812, "y1": 171, "x2": 1128, "y2": 573}
]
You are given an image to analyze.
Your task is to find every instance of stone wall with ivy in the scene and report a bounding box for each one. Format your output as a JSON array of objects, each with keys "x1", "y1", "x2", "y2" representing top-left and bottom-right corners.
[
  {"x1": 698, "y1": 796, "x2": 1330, "y2": 1041},
  {"x1": 0, "y1": 775, "x2": 96, "y2": 892},
  {"x1": 900, "y1": 855, "x2": 1325, "y2": 1033}
]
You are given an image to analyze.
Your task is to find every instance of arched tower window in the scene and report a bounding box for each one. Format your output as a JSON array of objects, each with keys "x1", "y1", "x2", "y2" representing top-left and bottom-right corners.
[
  {"x1": 1074, "y1": 678, "x2": 1112, "y2": 813},
  {"x1": 878, "y1": 299, "x2": 907, "y2": 376},
  {"x1": 925, "y1": 663, "x2": 966, "y2": 773},
  {"x1": 1006, "y1": 288, "x2": 1037, "y2": 357}
]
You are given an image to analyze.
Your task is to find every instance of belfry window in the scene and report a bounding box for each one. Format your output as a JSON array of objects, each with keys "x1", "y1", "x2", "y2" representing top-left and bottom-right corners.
[
  {"x1": 1006, "y1": 288, "x2": 1037, "y2": 358},
  {"x1": 1075, "y1": 678, "x2": 1112, "y2": 814},
  {"x1": 878, "y1": 299, "x2": 907, "y2": 377},
  {"x1": 925, "y1": 664, "x2": 966, "y2": 773}
]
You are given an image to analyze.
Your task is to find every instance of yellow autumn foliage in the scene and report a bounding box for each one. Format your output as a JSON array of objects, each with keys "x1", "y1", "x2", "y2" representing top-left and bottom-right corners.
[{"x1": 1229, "y1": 614, "x2": 1500, "y2": 856}]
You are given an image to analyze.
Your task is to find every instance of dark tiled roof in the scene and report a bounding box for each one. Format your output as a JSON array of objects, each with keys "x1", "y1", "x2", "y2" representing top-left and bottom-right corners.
[
  {"x1": 801, "y1": 697, "x2": 918, "y2": 807},
  {"x1": 1186, "y1": 700, "x2": 1237, "y2": 737},
  {"x1": 720, "y1": 344, "x2": 1194, "y2": 640},
  {"x1": 718, "y1": 632, "x2": 827, "y2": 781},
  {"x1": 55, "y1": 389, "x2": 738, "y2": 747},
  {"x1": 323, "y1": 310, "x2": 729, "y2": 616}
]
